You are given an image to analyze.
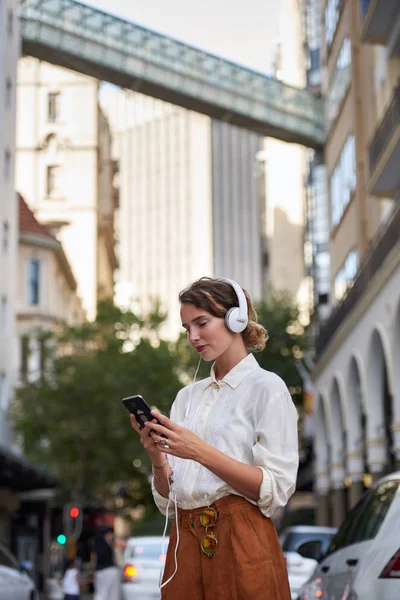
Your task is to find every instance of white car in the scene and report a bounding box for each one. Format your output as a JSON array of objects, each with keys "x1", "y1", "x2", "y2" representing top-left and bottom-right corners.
[
  {"x1": 299, "y1": 471, "x2": 400, "y2": 600},
  {"x1": 0, "y1": 543, "x2": 38, "y2": 600},
  {"x1": 280, "y1": 525, "x2": 337, "y2": 599},
  {"x1": 122, "y1": 535, "x2": 168, "y2": 600}
]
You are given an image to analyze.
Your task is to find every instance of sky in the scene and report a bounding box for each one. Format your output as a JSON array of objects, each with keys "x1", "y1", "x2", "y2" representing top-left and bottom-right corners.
[{"x1": 85, "y1": 0, "x2": 281, "y2": 74}]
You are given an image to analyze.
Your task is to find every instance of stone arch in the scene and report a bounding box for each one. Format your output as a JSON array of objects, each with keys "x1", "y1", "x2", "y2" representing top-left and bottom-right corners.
[
  {"x1": 366, "y1": 326, "x2": 395, "y2": 473},
  {"x1": 347, "y1": 354, "x2": 367, "y2": 479},
  {"x1": 315, "y1": 393, "x2": 330, "y2": 494},
  {"x1": 329, "y1": 376, "x2": 346, "y2": 487}
]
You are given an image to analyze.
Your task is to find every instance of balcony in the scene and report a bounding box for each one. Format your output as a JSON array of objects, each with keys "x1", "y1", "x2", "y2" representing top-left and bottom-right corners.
[
  {"x1": 368, "y1": 86, "x2": 400, "y2": 196},
  {"x1": 316, "y1": 199, "x2": 400, "y2": 357},
  {"x1": 360, "y1": 0, "x2": 400, "y2": 54}
]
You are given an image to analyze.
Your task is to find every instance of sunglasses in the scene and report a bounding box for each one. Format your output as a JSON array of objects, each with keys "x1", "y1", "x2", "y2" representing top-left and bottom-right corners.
[{"x1": 199, "y1": 507, "x2": 218, "y2": 557}]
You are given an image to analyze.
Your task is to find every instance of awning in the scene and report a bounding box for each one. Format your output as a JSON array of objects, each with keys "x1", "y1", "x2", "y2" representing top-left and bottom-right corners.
[{"x1": 0, "y1": 445, "x2": 58, "y2": 492}]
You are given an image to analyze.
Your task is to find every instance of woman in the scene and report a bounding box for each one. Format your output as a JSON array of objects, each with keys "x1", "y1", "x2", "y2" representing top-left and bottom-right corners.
[{"x1": 130, "y1": 277, "x2": 298, "y2": 599}]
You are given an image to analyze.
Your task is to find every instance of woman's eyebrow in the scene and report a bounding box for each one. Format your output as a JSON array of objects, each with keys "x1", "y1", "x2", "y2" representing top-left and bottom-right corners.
[{"x1": 182, "y1": 315, "x2": 207, "y2": 328}]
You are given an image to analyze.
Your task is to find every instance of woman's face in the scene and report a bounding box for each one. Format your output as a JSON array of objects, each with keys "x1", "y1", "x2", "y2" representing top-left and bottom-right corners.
[{"x1": 180, "y1": 302, "x2": 234, "y2": 361}]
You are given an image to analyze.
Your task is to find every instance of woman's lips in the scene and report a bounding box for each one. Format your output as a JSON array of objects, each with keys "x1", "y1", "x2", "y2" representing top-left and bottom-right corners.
[{"x1": 196, "y1": 345, "x2": 207, "y2": 353}]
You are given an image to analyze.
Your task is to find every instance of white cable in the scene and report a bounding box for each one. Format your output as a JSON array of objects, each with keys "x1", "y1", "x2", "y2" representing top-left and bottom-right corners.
[{"x1": 159, "y1": 356, "x2": 202, "y2": 589}]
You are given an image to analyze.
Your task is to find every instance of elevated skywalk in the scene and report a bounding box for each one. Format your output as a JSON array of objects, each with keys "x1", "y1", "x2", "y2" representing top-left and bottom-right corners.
[{"x1": 19, "y1": 0, "x2": 325, "y2": 148}]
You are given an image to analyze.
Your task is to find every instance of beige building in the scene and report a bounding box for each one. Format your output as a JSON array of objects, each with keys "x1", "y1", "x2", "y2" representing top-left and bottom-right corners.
[
  {"x1": 16, "y1": 58, "x2": 118, "y2": 321},
  {"x1": 312, "y1": 0, "x2": 400, "y2": 526},
  {"x1": 17, "y1": 195, "x2": 85, "y2": 381}
]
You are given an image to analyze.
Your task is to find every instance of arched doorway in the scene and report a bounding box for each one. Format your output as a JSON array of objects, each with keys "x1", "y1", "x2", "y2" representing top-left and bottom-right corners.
[
  {"x1": 315, "y1": 396, "x2": 330, "y2": 525},
  {"x1": 367, "y1": 328, "x2": 395, "y2": 475},
  {"x1": 330, "y1": 377, "x2": 347, "y2": 525},
  {"x1": 347, "y1": 356, "x2": 367, "y2": 505}
]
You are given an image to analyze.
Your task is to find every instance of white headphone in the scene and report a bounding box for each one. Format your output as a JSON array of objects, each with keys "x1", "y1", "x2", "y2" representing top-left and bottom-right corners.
[{"x1": 217, "y1": 278, "x2": 249, "y2": 333}]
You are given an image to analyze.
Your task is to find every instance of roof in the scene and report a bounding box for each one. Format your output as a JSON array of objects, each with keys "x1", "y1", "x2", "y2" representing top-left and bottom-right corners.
[
  {"x1": 0, "y1": 445, "x2": 58, "y2": 492},
  {"x1": 19, "y1": 194, "x2": 55, "y2": 240}
]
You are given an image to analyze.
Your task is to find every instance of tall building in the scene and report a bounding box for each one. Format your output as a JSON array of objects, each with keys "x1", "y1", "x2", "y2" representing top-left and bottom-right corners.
[
  {"x1": 0, "y1": 0, "x2": 19, "y2": 451},
  {"x1": 311, "y1": 0, "x2": 400, "y2": 527},
  {"x1": 259, "y1": 0, "x2": 310, "y2": 316},
  {"x1": 101, "y1": 89, "x2": 263, "y2": 339},
  {"x1": 16, "y1": 58, "x2": 118, "y2": 321}
]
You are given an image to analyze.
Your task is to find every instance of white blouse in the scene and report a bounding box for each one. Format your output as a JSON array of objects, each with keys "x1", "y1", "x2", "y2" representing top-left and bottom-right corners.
[{"x1": 152, "y1": 353, "x2": 299, "y2": 518}]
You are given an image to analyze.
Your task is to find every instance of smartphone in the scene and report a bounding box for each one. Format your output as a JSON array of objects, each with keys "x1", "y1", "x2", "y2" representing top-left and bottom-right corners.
[{"x1": 122, "y1": 395, "x2": 167, "y2": 437}]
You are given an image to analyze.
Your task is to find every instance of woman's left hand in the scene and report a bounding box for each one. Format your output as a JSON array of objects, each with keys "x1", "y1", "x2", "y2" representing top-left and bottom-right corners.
[{"x1": 144, "y1": 410, "x2": 205, "y2": 461}]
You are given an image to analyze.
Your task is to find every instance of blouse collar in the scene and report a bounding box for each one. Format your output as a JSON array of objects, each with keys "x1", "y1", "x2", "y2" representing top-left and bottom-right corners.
[{"x1": 207, "y1": 353, "x2": 259, "y2": 390}]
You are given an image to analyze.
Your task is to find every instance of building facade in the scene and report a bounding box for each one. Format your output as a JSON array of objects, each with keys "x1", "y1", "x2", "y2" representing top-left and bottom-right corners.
[
  {"x1": 16, "y1": 58, "x2": 118, "y2": 321},
  {"x1": 101, "y1": 89, "x2": 264, "y2": 339},
  {"x1": 312, "y1": 0, "x2": 400, "y2": 527},
  {"x1": 17, "y1": 195, "x2": 85, "y2": 382}
]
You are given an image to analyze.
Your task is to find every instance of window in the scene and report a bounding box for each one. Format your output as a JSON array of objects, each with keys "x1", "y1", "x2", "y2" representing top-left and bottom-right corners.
[
  {"x1": 48, "y1": 92, "x2": 60, "y2": 122},
  {"x1": 334, "y1": 249, "x2": 358, "y2": 301},
  {"x1": 28, "y1": 259, "x2": 40, "y2": 305},
  {"x1": 5, "y1": 78, "x2": 12, "y2": 110},
  {"x1": 326, "y1": 491, "x2": 371, "y2": 556},
  {"x1": 7, "y1": 9, "x2": 13, "y2": 37},
  {"x1": 2, "y1": 222, "x2": 9, "y2": 255},
  {"x1": 326, "y1": 38, "x2": 352, "y2": 128},
  {"x1": 46, "y1": 165, "x2": 63, "y2": 197},
  {"x1": 20, "y1": 335, "x2": 30, "y2": 380},
  {"x1": 1, "y1": 296, "x2": 7, "y2": 333},
  {"x1": 325, "y1": 0, "x2": 342, "y2": 49},
  {"x1": 4, "y1": 149, "x2": 11, "y2": 182},
  {"x1": 349, "y1": 480, "x2": 399, "y2": 544},
  {"x1": 331, "y1": 136, "x2": 356, "y2": 227}
]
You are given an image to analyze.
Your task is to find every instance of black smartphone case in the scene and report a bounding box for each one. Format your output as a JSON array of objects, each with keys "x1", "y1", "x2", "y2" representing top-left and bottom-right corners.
[{"x1": 122, "y1": 395, "x2": 167, "y2": 437}]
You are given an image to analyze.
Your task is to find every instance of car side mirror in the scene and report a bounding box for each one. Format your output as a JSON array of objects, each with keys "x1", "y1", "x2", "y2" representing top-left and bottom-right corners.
[{"x1": 296, "y1": 540, "x2": 323, "y2": 562}]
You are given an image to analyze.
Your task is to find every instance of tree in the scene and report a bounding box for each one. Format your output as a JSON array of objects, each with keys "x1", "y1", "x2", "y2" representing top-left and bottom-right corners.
[
  {"x1": 254, "y1": 288, "x2": 309, "y2": 407},
  {"x1": 13, "y1": 300, "x2": 182, "y2": 515}
]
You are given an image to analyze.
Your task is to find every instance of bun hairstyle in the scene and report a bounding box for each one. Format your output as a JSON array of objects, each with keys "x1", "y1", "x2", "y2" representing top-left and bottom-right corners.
[{"x1": 179, "y1": 277, "x2": 268, "y2": 351}]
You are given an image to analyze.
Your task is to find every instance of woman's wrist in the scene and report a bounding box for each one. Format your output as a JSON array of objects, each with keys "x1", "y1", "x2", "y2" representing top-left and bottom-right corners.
[{"x1": 150, "y1": 451, "x2": 166, "y2": 468}]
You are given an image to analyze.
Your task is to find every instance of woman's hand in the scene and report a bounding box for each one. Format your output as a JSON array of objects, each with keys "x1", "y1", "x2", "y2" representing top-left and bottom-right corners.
[
  {"x1": 144, "y1": 409, "x2": 205, "y2": 461},
  {"x1": 130, "y1": 414, "x2": 166, "y2": 466}
]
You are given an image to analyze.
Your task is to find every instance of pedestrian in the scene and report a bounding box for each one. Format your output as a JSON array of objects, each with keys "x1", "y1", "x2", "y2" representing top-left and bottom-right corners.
[
  {"x1": 130, "y1": 277, "x2": 299, "y2": 599},
  {"x1": 62, "y1": 557, "x2": 81, "y2": 600},
  {"x1": 93, "y1": 526, "x2": 122, "y2": 600}
]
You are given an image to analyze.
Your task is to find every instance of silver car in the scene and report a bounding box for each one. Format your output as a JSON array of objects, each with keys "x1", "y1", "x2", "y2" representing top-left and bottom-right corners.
[
  {"x1": 122, "y1": 535, "x2": 169, "y2": 600},
  {"x1": 280, "y1": 525, "x2": 337, "y2": 599},
  {"x1": 0, "y1": 543, "x2": 38, "y2": 600}
]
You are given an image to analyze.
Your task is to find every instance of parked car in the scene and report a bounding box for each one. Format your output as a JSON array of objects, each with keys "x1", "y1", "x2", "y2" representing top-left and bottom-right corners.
[
  {"x1": 279, "y1": 525, "x2": 337, "y2": 599},
  {"x1": 122, "y1": 535, "x2": 168, "y2": 600},
  {"x1": 0, "y1": 542, "x2": 38, "y2": 600},
  {"x1": 298, "y1": 471, "x2": 400, "y2": 600}
]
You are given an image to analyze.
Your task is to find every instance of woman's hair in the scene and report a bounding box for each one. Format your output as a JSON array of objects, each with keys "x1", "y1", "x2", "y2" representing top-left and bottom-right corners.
[{"x1": 179, "y1": 277, "x2": 268, "y2": 351}]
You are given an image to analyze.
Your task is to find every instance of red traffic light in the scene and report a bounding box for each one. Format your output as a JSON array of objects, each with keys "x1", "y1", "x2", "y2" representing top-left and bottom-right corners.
[{"x1": 69, "y1": 507, "x2": 80, "y2": 518}]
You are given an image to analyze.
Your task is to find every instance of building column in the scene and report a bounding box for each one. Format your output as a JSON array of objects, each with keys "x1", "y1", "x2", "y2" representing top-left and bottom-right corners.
[
  {"x1": 392, "y1": 423, "x2": 400, "y2": 470},
  {"x1": 367, "y1": 438, "x2": 386, "y2": 481},
  {"x1": 315, "y1": 470, "x2": 330, "y2": 526},
  {"x1": 347, "y1": 451, "x2": 363, "y2": 508}
]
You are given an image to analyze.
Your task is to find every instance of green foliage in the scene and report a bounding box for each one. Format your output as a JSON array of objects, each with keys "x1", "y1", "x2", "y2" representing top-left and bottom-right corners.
[
  {"x1": 13, "y1": 300, "x2": 181, "y2": 515},
  {"x1": 254, "y1": 288, "x2": 309, "y2": 406}
]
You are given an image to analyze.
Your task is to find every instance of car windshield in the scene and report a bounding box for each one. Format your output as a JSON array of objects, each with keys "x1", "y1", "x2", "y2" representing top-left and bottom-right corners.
[
  {"x1": 129, "y1": 541, "x2": 166, "y2": 561},
  {"x1": 281, "y1": 531, "x2": 334, "y2": 555}
]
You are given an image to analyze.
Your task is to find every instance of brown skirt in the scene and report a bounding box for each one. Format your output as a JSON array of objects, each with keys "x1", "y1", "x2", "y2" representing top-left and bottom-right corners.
[{"x1": 161, "y1": 494, "x2": 291, "y2": 600}]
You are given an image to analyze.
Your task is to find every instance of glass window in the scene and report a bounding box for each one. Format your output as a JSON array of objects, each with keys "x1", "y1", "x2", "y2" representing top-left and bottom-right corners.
[
  {"x1": 331, "y1": 136, "x2": 356, "y2": 228},
  {"x1": 326, "y1": 38, "x2": 352, "y2": 128},
  {"x1": 28, "y1": 259, "x2": 40, "y2": 305},
  {"x1": 334, "y1": 249, "x2": 358, "y2": 301},
  {"x1": 4, "y1": 149, "x2": 11, "y2": 182},
  {"x1": 349, "y1": 480, "x2": 399, "y2": 544},
  {"x1": 0, "y1": 547, "x2": 18, "y2": 570},
  {"x1": 2, "y1": 222, "x2": 9, "y2": 255},
  {"x1": 5, "y1": 78, "x2": 12, "y2": 110},
  {"x1": 326, "y1": 491, "x2": 371, "y2": 556},
  {"x1": 48, "y1": 92, "x2": 60, "y2": 122},
  {"x1": 325, "y1": 0, "x2": 342, "y2": 49},
  {"x1": 20, "y1": 335, "x2": 30, "y2": 380},
  {"x1": 46, "y1": 165, "x2": 63, "y2": 197}
]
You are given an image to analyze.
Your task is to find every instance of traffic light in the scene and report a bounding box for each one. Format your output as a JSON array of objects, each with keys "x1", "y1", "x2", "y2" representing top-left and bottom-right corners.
[
  {"x1": 57, "y1": 534, "x2": 67, "y2": 545},
  {"x1": 63, "y1": 503, "x2": 83, "y2": 541},
  {"x1": 69, "y1": 506, "x2": 80, "y2": 519}
]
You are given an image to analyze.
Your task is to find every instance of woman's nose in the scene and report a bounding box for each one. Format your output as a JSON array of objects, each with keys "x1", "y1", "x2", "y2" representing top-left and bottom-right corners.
[{"x1": 189, "y1": 329, "x2": 200, "y2": 344}]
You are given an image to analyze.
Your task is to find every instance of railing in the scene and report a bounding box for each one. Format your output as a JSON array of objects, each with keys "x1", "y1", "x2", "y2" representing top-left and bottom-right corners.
[
  {"x1": 316, "y1": 198, "x2": 400, "y2": 356},
  {"x1": 369, "y1": 86, "x2": 400, "y2": 176}
]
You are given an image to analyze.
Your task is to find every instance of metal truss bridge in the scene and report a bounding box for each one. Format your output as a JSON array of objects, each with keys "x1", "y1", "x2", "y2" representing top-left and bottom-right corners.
[{"x1": 18, "y1": 0, "x2": 325, "y2": 148}]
